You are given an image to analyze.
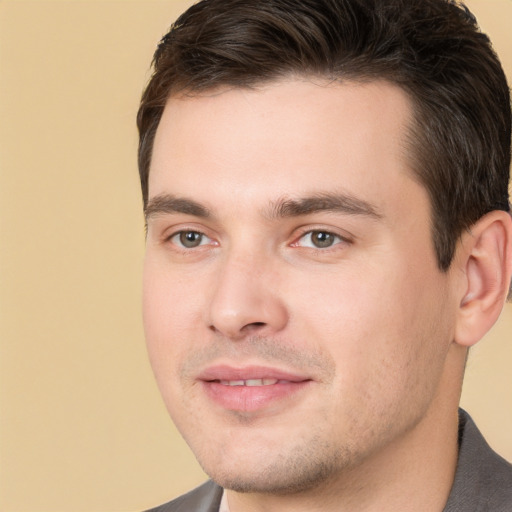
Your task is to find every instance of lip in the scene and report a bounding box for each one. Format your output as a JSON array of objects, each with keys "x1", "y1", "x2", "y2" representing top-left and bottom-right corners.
[{"x1": 198, "y1": 365, "x2": 312, "y2": 413}]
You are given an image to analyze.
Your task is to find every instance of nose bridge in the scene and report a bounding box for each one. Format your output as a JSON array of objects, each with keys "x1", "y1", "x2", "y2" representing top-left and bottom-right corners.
[{"x1": 206, "y1": 242, "x2": 287, "y2": 339}]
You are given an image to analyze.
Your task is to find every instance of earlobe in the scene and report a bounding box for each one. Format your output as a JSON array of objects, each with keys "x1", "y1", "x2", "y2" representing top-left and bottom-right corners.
[{"x1": 454, "y1": 211, "x2": 512, "y2": 347}]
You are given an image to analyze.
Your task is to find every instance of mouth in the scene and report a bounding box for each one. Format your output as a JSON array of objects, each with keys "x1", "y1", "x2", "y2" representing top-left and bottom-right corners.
[
  {"x1": 198, "y1": 365, "x2": 312, "y2": 412},
  {"x1": 218, "y1": 378, "x2": 285, "y2": 386}
]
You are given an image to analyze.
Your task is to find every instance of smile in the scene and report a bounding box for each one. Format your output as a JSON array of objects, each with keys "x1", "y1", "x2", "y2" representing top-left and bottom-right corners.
[
  {"x1": 219, "y1": 379, "x2": 280, "y2": 386},
  {"x1": 198, "y1": 365, "x2": 312, "y2": 412}
]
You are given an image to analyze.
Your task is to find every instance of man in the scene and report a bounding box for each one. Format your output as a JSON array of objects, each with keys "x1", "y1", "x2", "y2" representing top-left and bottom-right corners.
[{"x1": 138, "y1": 0, "x2": 512, "y2": 510}]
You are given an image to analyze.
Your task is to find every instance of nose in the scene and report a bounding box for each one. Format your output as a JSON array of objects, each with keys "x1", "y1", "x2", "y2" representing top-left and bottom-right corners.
[{"x1": 206, "y1": 251, "x2": 289, "y2": 340}]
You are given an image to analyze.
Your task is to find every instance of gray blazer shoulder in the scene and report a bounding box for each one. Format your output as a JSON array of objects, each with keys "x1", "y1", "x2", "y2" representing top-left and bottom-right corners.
[
  {"x1": 144, "y1": 480, "x2": 223, "y2": 512},
  {"x1": 444, "y1": 409, "x2": 512, "y2": 511}
]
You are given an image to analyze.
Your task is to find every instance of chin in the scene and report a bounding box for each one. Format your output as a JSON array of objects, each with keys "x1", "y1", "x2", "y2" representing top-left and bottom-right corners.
[
  {"x1": 197, "y1": 436, "x2": 349, "y2": 496},
  {"x1": 213, "y1": 467, "x2": 337, "y2": 496}
]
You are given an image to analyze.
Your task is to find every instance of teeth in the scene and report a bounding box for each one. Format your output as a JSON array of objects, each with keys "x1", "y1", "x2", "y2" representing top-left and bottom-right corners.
[
  {"x1": 221, "y1": 380, "x2": 245, "y2": 386},
  {"x1": 219, "y1": 379, "x2": 279, "y2": 386},
  {"x1": 246, "y1": 379, "x2": 278, "y2": 386}
]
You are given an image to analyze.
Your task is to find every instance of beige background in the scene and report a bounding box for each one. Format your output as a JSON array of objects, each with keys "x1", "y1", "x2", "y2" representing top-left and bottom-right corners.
[{"x1": 0, "y1": 1, "x2": 510, "y2": 511}]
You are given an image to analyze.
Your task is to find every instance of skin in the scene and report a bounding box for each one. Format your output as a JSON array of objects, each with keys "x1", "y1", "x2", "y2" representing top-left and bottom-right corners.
[{"x1": 143, "y1": 79, "x2": 479, "y2": 511}]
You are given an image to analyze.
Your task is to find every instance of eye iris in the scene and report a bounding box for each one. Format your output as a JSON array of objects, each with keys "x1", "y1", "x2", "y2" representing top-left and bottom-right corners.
[
  {"x1": 180, "y1": 231, "x2": 202, "y2": 248},
  {"x1": 312, "y1": 231, "x2": 334, "y2": 248}
]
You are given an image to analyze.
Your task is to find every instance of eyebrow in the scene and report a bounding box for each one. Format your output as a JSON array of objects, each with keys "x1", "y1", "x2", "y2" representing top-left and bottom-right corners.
[
  {"x1": 267, "y1": 192, "x2": 382, "y2": 220},
  {"x1": 144, "y1": 191, "x2": 382, "y2": 223},
  {"x1": 145, "y1": 194, "x2": 211, "y2": 221}
]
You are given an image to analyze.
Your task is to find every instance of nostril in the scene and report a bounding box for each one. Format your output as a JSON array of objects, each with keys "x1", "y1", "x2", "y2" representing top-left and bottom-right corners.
[{"x1": 243, "y1": 322, "x2": 266, "y2": 331}]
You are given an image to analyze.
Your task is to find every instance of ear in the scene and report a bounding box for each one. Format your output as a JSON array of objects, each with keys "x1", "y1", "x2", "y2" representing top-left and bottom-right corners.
[{"x1": 454, "y1": 210, "x2": 512, "y2": 347}]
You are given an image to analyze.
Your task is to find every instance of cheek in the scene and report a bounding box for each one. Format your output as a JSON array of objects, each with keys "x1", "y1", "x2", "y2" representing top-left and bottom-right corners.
[
  {"x1": 143, "y1": 254, "x2": 206, "y2": 330},
  {"x1": 142, "y1": 258, "x2": 203, "y2": 381},
  {"x1": 293, "y1": 261, "x2": 451, "y2": 397}
]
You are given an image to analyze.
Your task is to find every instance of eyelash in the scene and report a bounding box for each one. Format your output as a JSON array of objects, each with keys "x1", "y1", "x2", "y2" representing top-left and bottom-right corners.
[
  {"x1": 291, "y1": 228, "x2": 351, "y2": 251},
  {"x1": 165, "y1": 227, "x2": 351, "y2": 253},
  {"x1": 167, "y1": 229, "x2": 215, "y2": 250}
]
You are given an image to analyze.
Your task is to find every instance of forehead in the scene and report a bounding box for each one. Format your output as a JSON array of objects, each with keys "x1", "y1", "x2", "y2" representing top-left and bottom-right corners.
[{"x1": 149, "y1": 79, "x2": 420, "y2": 219}]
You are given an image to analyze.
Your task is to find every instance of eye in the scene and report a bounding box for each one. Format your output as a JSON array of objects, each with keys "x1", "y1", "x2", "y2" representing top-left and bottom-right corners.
[
  {"x1": 295, "y1": 230, "x2": 344, "y2": 249},
  {"x1": 170, "y1": 230, "x2": 212, "y2": 249}
]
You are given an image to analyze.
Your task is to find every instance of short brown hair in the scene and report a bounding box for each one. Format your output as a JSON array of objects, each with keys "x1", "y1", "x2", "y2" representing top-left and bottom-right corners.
[{"x1": 137, "y1": 0, "x2": 511, "y2": 273}]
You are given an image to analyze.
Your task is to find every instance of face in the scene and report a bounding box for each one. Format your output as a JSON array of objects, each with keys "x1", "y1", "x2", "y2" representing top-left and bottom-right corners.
[{"x1": 143, "y1": 79, "x2": 459, "y2": 494}]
